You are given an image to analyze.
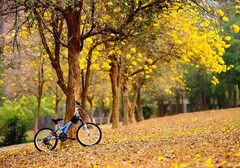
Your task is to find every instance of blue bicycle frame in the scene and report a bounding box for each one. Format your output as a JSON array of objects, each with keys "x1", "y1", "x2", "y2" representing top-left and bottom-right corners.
[
  {"x1": 48, "y1": 110, "x2": 82, "y2": 141},
  {"x1": 56, "y1": 121, "x2": 73, "y2": 135}
]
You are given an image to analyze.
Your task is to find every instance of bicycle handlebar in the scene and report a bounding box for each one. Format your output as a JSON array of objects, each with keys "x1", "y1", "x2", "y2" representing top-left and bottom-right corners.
[{"x1": 75, "y1": 101, "x2": 81, "y2": 106}]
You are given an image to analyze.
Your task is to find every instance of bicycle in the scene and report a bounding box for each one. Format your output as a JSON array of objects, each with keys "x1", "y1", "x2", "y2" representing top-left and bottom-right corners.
[{"x1": 34, "y1": 101, "x2": 102, "y2": 152}]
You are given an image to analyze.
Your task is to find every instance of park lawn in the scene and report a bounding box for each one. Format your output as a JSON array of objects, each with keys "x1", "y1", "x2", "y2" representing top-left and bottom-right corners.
[{"x1": 0, "y1": 108, "x2": 240, "y2": 168}]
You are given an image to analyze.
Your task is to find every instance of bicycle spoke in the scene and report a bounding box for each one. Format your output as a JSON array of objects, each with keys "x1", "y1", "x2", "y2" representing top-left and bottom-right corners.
[
  {"x1": 76, "y1": 123, "x2": 102, "y2": 146},
  {"x1": 34, "y1": 128, "x2": 58, "y2": 152}
]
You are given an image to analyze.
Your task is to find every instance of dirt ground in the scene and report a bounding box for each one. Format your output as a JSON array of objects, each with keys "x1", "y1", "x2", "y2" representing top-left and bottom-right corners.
[{"x1": 0, "y1": 108, "x2": 240, "y2": 168}]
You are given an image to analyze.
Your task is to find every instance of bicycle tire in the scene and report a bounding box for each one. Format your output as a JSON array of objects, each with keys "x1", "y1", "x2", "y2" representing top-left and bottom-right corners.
[
  {"x1": 76, "y1": 123, "x2": 102, "y2": 146},
  {"x1": 34, "y1": 128, "x2": 58, "y2": 152}
]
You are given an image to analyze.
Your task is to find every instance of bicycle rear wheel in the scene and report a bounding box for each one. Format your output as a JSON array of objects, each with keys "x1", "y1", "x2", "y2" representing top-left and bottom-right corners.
[
  {"x1": 34, "y1": 128, "x2": 58, "y2": 152},
  {"x1": 76, "y1": 123, "x2": 102, "y2": 146}
]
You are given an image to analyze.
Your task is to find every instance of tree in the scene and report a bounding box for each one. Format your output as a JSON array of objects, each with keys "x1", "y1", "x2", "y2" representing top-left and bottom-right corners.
[{"x1": 0, "y1": 0, "x2": 233, "y2": 130}]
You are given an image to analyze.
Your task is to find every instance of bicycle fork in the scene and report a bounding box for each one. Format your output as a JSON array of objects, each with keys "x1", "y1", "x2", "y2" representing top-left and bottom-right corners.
[{"x1": 83, "y1": 124, "x2": 91, "y2": 137}]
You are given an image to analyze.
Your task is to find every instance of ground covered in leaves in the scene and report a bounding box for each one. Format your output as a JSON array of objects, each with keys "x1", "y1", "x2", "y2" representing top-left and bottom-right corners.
[{"x1": 1, "y1": 108, "x2": 240, "y2": 168}]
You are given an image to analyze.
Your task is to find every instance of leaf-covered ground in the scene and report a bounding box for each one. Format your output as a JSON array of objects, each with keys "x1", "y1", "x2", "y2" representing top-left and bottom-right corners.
[{"x1": 1, "y1": 108, "x2": 240, "y2": 168}]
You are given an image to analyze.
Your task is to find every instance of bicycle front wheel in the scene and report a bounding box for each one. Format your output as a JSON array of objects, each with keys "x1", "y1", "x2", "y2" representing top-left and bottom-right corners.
[
  {"x1": 34, "y1": 128, "x2": 58, "y2": 152},
  {"x1": 76, "y1": 123, "x2": 102, "y2": 146}
]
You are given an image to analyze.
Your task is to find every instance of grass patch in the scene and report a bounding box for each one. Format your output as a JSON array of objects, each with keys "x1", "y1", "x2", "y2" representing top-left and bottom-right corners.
[
  {"x1": 26, "y1": 130, "x2": 34, "y2": 142},
  {"x1": 0, "y1": 136, "x2": 3, "y2": 147}
]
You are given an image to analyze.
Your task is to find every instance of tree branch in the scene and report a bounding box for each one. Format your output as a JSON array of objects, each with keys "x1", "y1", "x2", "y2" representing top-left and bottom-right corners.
[{"x1": 34, "y1": 10, "x2": 68, "y2": 95}]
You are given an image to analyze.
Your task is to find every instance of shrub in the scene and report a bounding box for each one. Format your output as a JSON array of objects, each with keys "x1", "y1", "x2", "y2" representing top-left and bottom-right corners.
[
  {"x1": 142, "y1": 104, "x2": 154, "y2": 119},
  {"x1": 3, "y1": 116, "x2": 28, "y2": 146}
]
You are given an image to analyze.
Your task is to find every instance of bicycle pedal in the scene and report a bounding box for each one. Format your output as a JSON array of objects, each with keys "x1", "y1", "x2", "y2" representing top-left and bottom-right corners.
[{"x1": 68, "y1": 137, "x2": 76, "y2": 140}]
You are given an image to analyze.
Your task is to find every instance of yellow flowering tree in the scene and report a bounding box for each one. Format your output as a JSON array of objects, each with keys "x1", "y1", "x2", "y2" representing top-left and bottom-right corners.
[
  {"x1": 0, "y1": 0, "x2": 234, "y2": 130},
  {"x1": 1, "y1": 26, "x2": 58, "y2": 133},
  {"x1": 134, "y1": 2, "x2": 233, "y2": 115}
]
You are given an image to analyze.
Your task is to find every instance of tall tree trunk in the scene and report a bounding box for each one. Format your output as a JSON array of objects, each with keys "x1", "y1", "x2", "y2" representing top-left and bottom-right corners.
[
  {"x1": 175, "y1": 91, "x2": 180, "y2": 114},
  {"x1": 238, "y1": 82, "x2": 240, "y2": 102},
  {"x1": 157, "y1": 99, "x2": 165, "y2": 117},
  {"x1": 234, "y1": 84, "x2": 237, "y2": 107},
  {"x1": 54, "y1": 86, "x2": 61, "y2": 118},
  {"x1": 64, "y1": 10, "x2": 82, "y2": 139},
  {"x1": 34, "y1": 95, "x2": 42, "y2": 134},
  {"x1": 136, "y1": 88, "x2": 144, "y2": 122},
  {"x1": 169, "y1": 100, "x2": 173, "y2": 115},
  {"x1": 100, "y1": 100, "x2": 105, "y2": 125},
  {"x1": 227, "y1": 81, "x2": 234, "y2": 108},
  {"x1": 107, "y1": 110, "x2": 112, "y2": 125},
  {"x1": 128, "y1": 86, "x2": 138, "y2": 124},
  {"x1": 82, "y1": 54, "x2": 91, "y2": 110},
  {"x1": 129, "y1": 80, "x2": 144, "y2": 123},
  {"x1": 81, "y1": 47, "x2": 93, "y2": 123},
  {"x1": 198, "y1": 90, "x2": 203, "y2": 111},
  {"x1": 34, "y1": 57, "x2": 44, "y2": 134},
  {"x1": 122, "y1": 81, "x2": 129, "y2": 125},
  {"x1": 109, "y1": 55, "x2": 122, "y2": 128},
  {"x1": 129, "y1": 101, "x2": 136, "y2": 124},
  {"x1": 111, "y1": 86, "x2": 121, "y2": 128},
  {"x1": 87, "y1": 96, "x2": 94, "y2": 122}
]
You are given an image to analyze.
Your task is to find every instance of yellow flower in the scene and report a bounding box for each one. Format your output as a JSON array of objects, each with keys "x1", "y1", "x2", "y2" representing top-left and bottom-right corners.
[
  {"x1": 225, "y1": 36, "x2": 231, "y2": 41},
  {"x1": 196, "y1": 153, "x2": 201, "y2": 158},
  {"x1": 102, "y1": 62, "x2": 111, "y2": 70},
  {"x1": 85, "y1": 37, "x2": 93, "y2": 45},
  {"x1": 215, "y1": 9, "x2": 224, "y2": 16},
  {"x1": 113, "y1": 6, "x2": 121, "y2": 13},
  {"x1": 152, "y1": 65, "x2": 157, "y2": 69},
  {"x1": 107, "y1": 2, "x2": 113, "y2": 6},
  {"x1": 147, "y1": 58, "x2": 153, "y2": 64},
  {"x1": 231, "y1": 24, "x2": 240, "y2": 33},
  {"x1": 126, "y1": 54, "x2": 131, "y2": 60},
  {"x1": 131, "y1": 61, "x2": 137, "y2": 66},
  {"x1": 222, "y1": 16, "x2": 229, "y2": 22},
  {"x1": 157, "y1": 156, "x2": 164, "y2": 161},
  {"x1": 211, "y1": 76, "x2": 219, "y2": 86},
  {"x1": 108, "y1": 50, "x2": 114, "y2": 55},
  {"x1": 138, "y1": 53, "x2": 143, "y2": 58},
  {"x1": 180, "y1": 163, "x2": 187, "y2": 167},
  {"x1": 225, "y1": 44, "x2": 231, "y2": 48},
  {"x1": 43, "y1": 12, "x2": 51, "y2": 21},
  {"x1": 144, "y1": 65, "x2": 149, "y2": 70},
  {"x1": 205, "y1": 158, "x2": 214, "y2": 168},
  {"x1": 130, "y1": 47, "x2": 136, "y2": 53}
]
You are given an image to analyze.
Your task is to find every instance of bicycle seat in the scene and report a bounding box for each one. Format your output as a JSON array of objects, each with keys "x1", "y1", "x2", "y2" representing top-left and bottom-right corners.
[{"x1": 51, "y1": 117, "x2": 63, "y2": 125}]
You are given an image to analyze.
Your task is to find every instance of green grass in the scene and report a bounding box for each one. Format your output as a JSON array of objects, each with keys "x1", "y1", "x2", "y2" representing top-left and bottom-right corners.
[
  {"x1": 0, "y1": 136, "x2": 3, "y2": 147},
  {"x1": 26, "y1": 130, "x2": 34, "y2": 142}
]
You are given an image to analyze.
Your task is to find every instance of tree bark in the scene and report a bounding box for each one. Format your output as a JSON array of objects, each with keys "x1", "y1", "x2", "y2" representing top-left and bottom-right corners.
[
  {"x1": 129, "y1": 101, "x2": 136, "y2": 124},
  {"x1": 54, "y1": 86, "x2": 61, "y2": 118},
  {"x1": 63, "y1": 9, "x2": 82, "y2": 139},
  {"x1": 100, "y1": 100, "x2": 105, "y2": 125},
  {"x1": 34, "y1": 56, "x2": 44, "y2": 134},
  {"x1": 87, "y1": 96, "x2": 94, "y2": 122},
  {"x1": 34, "y1": 95, "x2": 42, "y2": 134},
  {"x1": 136, "y1": 88, "x2": 144, "y2": 122},
  {"x1": 122, "y1": 81, "x2": 129, "y2": 125},
  {"x1": 109, "y1": 55, "x2": 122, "y2": 128},
  {"x1": 107, "y1": 110, "x2": 112, "y2": 125},
  {"x1": 227, "y1": 81, "x2": 235, "y2": 108}
]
